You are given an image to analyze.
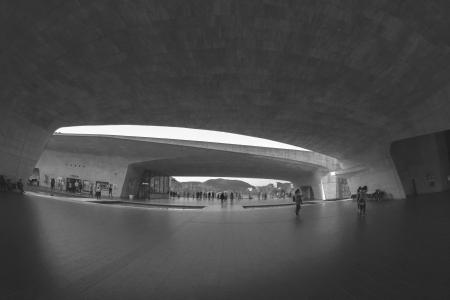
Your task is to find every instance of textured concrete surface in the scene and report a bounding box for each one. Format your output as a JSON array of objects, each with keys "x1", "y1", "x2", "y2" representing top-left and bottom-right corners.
[
  {"x1": 391, "y1": 130, "x2": 450, "y2": 196},
  {"x1": 36, "y1": 134, "x2": 337, "y2": 198},
  {"x1": 2, "y1": 1, "x2": 450, "y2": 198},
  {"x1": 1, "y1": 191, "x2": 449, "y2": 299}
]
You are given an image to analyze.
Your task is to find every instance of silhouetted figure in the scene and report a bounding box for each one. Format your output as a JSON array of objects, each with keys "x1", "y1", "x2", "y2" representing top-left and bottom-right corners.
[
  {"x1": 108, "y1": 184, "x2": 113, "y2": 199},
  {"x1": 374, "y1": 189, "x2": 383, "y2": 201},
  {"x1": 356, "y1": 186, "x2": 362, "y2": 211},
  {"x1": 17, "y1": 179, "x2": 24, "y2": 194},
  {"x1": 95, "y1": 184, "x2": 101, "y2": 200},
  {"x1": 89, "y1": 184, "x2": 94, "y2": 198},
  {"x1": 359, "y1": 186, "x2": 367, "y2": 215},
  {"x1": 220, "y1": 192, "x2": 225, "y2": 204},
  {"x1": 50, "y1": 178, "x2": 55, "y2": 195},
  {"x1": 294, "y1": 188, "x2": 303, "y2": 216}
]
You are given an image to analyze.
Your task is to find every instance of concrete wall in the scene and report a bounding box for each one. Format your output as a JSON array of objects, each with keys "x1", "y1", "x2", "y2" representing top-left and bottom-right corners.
[
  {"x1": 120, "y1": 163, "x2": 144, "y2": 198},
  {"x1": 339, "y1": 145, "x2": 406, "y2": 199},
  {"x1": 291, "y1": 171, "x2": 326, "y2": 200},
  {"x1": 0, "y1": 113, "x2": 52, "y2": 182},
  {"x1": 36, "y1": 150, "x2": 129, "y2": 197},
  {"x1": 321, "y1": 174, "x2": 338, "y2": 200},
  {"x1": 31, "y1": 135, "x2": 409, "y2": 201},
  {"x1": 391, "y1": 131, "x2": 450, "y2": 196}
]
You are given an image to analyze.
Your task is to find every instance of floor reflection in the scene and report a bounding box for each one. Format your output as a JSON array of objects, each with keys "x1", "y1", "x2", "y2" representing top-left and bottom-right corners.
[{"x1": 1, "y1": 191, "x2": 449, "y2": 299}]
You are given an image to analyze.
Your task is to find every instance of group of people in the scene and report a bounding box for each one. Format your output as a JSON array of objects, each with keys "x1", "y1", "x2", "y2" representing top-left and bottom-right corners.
[
  {"x1": 171, "y1": 191, "x2": 244, "y2": 201},
  {"x1": 66, "y1": 180, "x2": 83, "y2": 193},
  {"x1": 88, "y1": 184, "x2": 113, "y2": 200},
  {"x1": 49, "y1": 178, "x2": 113, "y2": 200},
  {"x1": 292, "y1": 185, "x2": 375, "y2": 217}
]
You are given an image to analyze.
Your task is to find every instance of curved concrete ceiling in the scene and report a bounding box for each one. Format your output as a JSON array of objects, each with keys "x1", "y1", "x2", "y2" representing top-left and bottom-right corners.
[
  {"x1": 130, "y1": 155, "x2": 319, "y2": 181},
  {"x1": 43, "y1": 134, "x2": 332, "y2": 181},
  {"x1": 46, "y1": 133, "x2": 338, "y2": 169},
  {"x1": 2, "y1": 1, "x2": 450, "y2": 198},
  {"x1": 3, "y1": 1, "x2": 450, "y2": 159}
]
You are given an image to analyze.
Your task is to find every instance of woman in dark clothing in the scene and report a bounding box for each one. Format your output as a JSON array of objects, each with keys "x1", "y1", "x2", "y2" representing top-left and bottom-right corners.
[{"x1": 294, "y1": 188, "x2": 303, "y2": 216}]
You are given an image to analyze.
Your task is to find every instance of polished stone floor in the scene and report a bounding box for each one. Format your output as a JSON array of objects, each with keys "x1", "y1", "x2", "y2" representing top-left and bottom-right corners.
[{"x1": 1, "y1": 191, "x2": 449, "y2": 299}]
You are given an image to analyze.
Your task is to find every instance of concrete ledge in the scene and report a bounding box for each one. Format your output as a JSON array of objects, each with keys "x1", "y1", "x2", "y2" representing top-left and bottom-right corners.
[
  {"x1": 242, "y1": 201, "x2": 322, "y2": 208},
  {"x1": 88, "y1": 200, "x2": 205, "y2": 209},
  {"x1": 242, "y1": 203, "x2": 296, "y2": 208}
]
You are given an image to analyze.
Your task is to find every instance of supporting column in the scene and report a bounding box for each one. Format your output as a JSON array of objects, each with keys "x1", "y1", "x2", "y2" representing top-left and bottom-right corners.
[{"x1": 292, "y1": 171, "x2": 326, "y2": 200}]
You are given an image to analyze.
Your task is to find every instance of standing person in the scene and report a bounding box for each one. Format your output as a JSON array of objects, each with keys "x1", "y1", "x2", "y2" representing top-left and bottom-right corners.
[
  {"x1": 89, "y1": 184, "x2": 94, "y2": 198},
  {"x1": 108, "y1": 184, "x2": 113, "y2": 199},
  {"x1": 73, "y1": 180, "x2": 78, "y2": 193},
  {"x1": 356, "y1": 186, "x2": 362, "y2": 212},
  {"x1": 359, "y1": 186, "x2": 367, "y2": 215},
  {"x1": 50, "y1": 178, "x2": 55, "y2": 196},
  {"x1": 294, "y1": 188, "x2": 303, "y2": 216},
  {"x1": 95, "y1": 184, "x2": 101, "y2": 200},
  {"x1": 230, "y1": 192, "x2": 234, "y2": 202},
  {"x1": 220, "y1": 192, "x2": 225, "y2": 204}
]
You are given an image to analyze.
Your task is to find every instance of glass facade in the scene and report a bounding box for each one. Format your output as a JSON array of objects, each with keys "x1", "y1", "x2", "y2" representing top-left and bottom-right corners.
[{"x1": 138, "y1": 170, "x2": 170, "y2": 199}]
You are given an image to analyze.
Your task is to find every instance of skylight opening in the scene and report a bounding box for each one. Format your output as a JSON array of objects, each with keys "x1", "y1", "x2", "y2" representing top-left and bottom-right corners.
[
  {"x1": 55, "y1": 125, "x2": 309, "y2": 151},
  {"x1": 172, "y1": 176, "x2": 291, "y2": 187}
]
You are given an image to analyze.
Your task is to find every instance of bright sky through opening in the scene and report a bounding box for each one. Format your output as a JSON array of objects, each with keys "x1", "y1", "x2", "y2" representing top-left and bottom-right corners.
[
  {"x1": 172, "y1": 177, "x2": 291, "y2": 187},
  {"x1": 56, "y1": 125, "x2": 309, "y2": 151}
]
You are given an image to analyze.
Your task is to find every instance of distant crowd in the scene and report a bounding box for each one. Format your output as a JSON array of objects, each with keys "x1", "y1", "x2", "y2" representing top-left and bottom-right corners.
[
  {"x1": 170, "y1": 191, "x2": 244, "y2": 201},
  {"x1": 169, "y1": 190, "x2": 294, "y2": 201}
]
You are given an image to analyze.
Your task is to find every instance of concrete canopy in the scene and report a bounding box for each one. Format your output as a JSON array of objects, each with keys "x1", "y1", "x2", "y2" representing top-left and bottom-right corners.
[
  {"x1": 2, "y1": 1, "x2": 450, "y2": 198},
  {"x1": 36, "y1": 134, "x2": 335, "y2": 198}
]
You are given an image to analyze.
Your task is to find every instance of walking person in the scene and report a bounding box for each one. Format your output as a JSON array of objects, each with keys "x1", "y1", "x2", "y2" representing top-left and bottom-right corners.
[
  {"x1": 89, "y1": 184, "x2": 94, "y2": 198},
  {"x1": 294, "y1": 188, "x2": 303, "y2": 216},
  {"x1": 356, "y1": 186, "x2": 362, "y2": 212},
  {"x1": 50, "y1": 178, "x2": 55, "y2": 196},
  {"x1": 108, "y1": 184, "x2": 113, "y2": 199},
  {"x1": 95, "y1": 184, "x2": 101, "y2": 200}
]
